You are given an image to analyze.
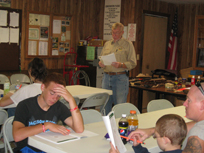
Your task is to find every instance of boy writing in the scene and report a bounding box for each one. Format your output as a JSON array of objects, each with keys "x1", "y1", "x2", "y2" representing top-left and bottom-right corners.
[{"x1": 110, "y1": 114, "x2": 187, "y2": 153}]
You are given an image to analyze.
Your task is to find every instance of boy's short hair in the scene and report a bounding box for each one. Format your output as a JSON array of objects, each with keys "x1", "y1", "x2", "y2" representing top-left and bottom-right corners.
[
  {"x1": 112, "y1": 22, "x2": 124, "y2": 31},
  {"x1": 43, "y1": 72, "x2": 66, "y2": 87},
  {"x1": 155, "y1": 114, "x2": 187, "y2": 145}
]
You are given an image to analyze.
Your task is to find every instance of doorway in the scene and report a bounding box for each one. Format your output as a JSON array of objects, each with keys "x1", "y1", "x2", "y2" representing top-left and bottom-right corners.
[{"x1": 141, "y1": 13, "x2": 168, "y2": 112}]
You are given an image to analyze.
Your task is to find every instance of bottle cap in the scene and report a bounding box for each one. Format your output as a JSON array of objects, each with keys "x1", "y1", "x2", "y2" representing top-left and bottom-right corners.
[
  {"x1": 130, "y1": 110, "x2": 136, "y2": 114},
  {"x1": 122, "y1": 114, "x2": 126, "y2": 117}
]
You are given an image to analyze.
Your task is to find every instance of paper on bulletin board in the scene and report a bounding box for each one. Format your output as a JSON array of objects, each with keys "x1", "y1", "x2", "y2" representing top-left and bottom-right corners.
[
  {"x1": 39, "y1": 15, "x2": 50, "y2": 26},
  {"x1": 52, "y1": 49, "x2": 59, "y2": 55},
  {"x1": 127, "y1": 23, "x2": 136, "y2": 42},
  {"x1": 66, "y1": 31, "x2": 70, "y2": 40},
  {"x1": 29, "y1": 14, "x2": 40, "y2": 26},
  {"x1": 0, "y1": 10, "x2": 7, "y2": 26},
  {"x1": 0, "y1": 27, "x2": 9, "y2": 43},
  {"x1": 10, "y1": 28, "x2": 19, "y2": 44},
  {"x1": 53, "y1": 20, "x2": 61, "y2": 34},
  {"x1": 28, "y1": 41, "x2": 37, "y2": 55},
  {"x1": 39, "y1": 41, "x2": 48, "y2": 55},
  {"x1": 10, "y1": 12, "x2": 19, "y2": 27},
  {"x1": 86, "y1": 46, "x2": 95, "y2": 61},
  {"x1": 29, "y1": 28, "x2": 39, "y2": 40}
]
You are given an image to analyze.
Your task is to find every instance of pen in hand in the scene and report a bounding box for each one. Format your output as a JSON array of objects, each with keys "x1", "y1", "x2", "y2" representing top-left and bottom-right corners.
[{"x1": 120, "y1": 135, "x2": 145, "y2": 144}]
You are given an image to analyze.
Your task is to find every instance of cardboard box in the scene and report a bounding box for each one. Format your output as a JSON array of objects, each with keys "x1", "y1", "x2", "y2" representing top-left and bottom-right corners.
[
  {"x1": 89, "y1": 40, "x2": 104, "y2": 47},
  {"x1": 180, "y1": 67, "x2": 193, "y2": 79}
]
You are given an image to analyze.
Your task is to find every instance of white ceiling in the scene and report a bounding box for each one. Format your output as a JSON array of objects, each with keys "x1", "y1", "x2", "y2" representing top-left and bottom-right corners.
[{"x1": 157, "y1": 0, "x2": 204, "y2": 4}]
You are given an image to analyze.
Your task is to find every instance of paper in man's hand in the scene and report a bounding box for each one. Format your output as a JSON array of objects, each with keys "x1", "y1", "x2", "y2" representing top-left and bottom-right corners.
[{"x1": 99, "y1": 53, "x2": 116, "y2": 65}]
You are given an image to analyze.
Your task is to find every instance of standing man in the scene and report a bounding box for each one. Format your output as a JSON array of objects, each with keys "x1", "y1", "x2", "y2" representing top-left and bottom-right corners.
[
  {"x1": 13, "y1": 72, "x2": 84, "y2": 152},
  {"x1": 99, "y1": 22, "x2": 137, "y2": 115}
]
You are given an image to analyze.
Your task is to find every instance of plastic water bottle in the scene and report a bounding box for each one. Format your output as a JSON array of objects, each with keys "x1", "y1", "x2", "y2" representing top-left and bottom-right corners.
[
  {"x1": 127, "y1": 110, "x2": 138, "y2": 134},
  {"x1": 15, "y1": 80, "x2": 21, "y2": 91},
  {"x1": 4, "y1": 80, "x2": 10, "y2": 96},
  {"x1": 118, "y1": 114, "x2": 128, "y2": 144},
  {"x1": 191, "y1": 75, "x2": 195, "y2": 86}
]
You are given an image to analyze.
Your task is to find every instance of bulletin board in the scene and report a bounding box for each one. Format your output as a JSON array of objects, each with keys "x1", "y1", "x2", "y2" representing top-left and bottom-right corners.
[
  {"x1": 26, "y1": 12, "x2": 51, "y2": 57},
  {"x1": 0, "y1": 7, "x2": 21, "y2": 71},
  {"x1": 51, "y1": 15, "x2": 71, "y2": 56},
  {"x1": 26, "y1": 11, "x2": 72, "y2": 57}
]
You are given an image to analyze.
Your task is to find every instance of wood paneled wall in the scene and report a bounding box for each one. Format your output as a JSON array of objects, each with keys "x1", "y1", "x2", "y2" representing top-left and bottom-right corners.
[{"x1": 9, "y1": 0, "x2": 204, "y2": 105}]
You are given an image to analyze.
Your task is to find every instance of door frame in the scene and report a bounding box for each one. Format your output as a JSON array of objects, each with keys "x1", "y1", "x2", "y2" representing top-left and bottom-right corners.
[{"x1": 140, "y1": 10, "x2": 170, "y2": 73}]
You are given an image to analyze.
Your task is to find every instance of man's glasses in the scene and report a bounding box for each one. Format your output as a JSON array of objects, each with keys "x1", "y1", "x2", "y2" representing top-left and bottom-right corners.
[{"x1": 195, "y1": 81, "x2": 204, "y2": 95}]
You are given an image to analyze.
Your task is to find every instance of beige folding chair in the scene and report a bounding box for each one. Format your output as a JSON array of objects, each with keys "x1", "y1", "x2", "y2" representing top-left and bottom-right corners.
[
  {"x1": 59, "y1": 96, "x2": 80, "y2": 109},
  {"x1": 147, "y1": 99, "x2": 174, "y2": 112},
  {"x1": 80, "y1": 109, "x2": 103, "y2": 124},
  {"x1": 0, "y1": 110, "x2": 8, "y2": 149},
  {"x1": 80, "y1": 93, "x2": 109, "y2": 115},
  {"x1": 3, "y1": 116, "x2": 14, "y2": 153},
  {"x1": 10, "y1": 74, "x2": 31, "y2": 84},
  {"x1": 112, "y1": 103, "x2": 140, "y2": 118},
  {"x1": 0, "y1": 74, "x2": 9, "y2": 84}
]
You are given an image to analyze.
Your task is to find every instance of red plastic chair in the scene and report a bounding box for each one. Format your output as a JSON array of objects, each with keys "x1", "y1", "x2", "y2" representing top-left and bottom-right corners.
[{"x1": 63, "y1": 47, "x2": 89, "y2": 84}]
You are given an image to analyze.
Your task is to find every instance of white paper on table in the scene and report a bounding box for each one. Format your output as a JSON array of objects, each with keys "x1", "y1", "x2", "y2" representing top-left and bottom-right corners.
[
  {"x1": 103, "y1": 111, "x2": 127, "y2": 153},
  {"x1": 99, "y1": 53, "x2": 117, "y2": 65},
  {"x1": 10, "y1": 12, "x2": 19, "y2": 27},
  {"x1": 35, "y1": 128, "x2": 98, "y2": 144}
]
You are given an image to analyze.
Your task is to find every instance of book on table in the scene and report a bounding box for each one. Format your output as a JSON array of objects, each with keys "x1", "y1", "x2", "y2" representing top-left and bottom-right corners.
[
  {"x1": 103, "y1": 111, "x2": 127, "y2": 153},
  {"x1": 35, "y1": 128, "x2": 98, "y2": 144}
]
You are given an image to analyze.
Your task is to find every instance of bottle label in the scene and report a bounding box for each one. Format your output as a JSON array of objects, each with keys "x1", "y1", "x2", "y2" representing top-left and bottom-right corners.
[
  {"x1": 119, "y1": 127, "x2": 128, "y2": 136},
  {"x1": 128, "y1": 125, "x2": 138, "y2": 131},
  {"x1": 15, "y1": 84, "x2": 20, "y2": 90},
  {"x1": 4, "y1": 82, "x2": 10, "y2": 90}
]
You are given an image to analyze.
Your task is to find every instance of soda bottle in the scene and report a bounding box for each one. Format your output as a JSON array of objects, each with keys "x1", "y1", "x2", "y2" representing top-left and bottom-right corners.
[
  {"x1": 197, "y1": 76, "x2": 201, "y2": 83},
  {"x1": 191, "y1": 75, "x2": 195, "y2": 86},
  {"x1": 127, "y1": 110, "x2": 138, "y2": 134},
  {"x1": 4, "y1": 80, "x2": 10, "y2": 96},
  {"x1": 15, "y1": 80, "x2": 21, "y2": 91},
  {"x1": 174, "y1": 76, "x2": 178, "y2": 89},
  {"x1": 118, "y1": 114, "x2": 128, "y2": 144}
]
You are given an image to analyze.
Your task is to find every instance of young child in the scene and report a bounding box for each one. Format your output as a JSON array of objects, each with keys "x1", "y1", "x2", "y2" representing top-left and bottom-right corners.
[{"x1": 109, "y1": 114, "x2": 187, "y2": 153}]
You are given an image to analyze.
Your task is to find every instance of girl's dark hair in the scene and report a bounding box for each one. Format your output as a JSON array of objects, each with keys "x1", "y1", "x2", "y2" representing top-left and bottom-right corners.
[{"x1": 28, "y1": 58, "x2": 48, "y2": 82}]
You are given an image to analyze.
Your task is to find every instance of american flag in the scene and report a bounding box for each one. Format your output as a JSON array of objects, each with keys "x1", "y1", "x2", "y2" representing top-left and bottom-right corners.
[{"x1": 167, "y1": 10, "x2": 178, "y2": 70}]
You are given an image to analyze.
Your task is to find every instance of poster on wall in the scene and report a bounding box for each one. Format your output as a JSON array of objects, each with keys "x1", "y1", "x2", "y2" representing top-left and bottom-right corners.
[
  {"x1": 103, "y1": 0, "x2": 121, "y2": 41},
  {"x1": 127, "y1": 23, "x2": 136, "y2": 42},
  {"x1": 0, "y1": 0, "x2": 11, "y2": 7}
]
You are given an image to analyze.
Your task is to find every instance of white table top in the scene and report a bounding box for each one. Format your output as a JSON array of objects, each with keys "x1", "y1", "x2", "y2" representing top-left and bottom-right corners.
[
  {"x1": 0, "y1": 85, "x2": 112, "y2": 109},
  {"x1": 28, "y1": 106, "x2": 191, "y2": 153},
  {"x1": 66, "y1": 85, "x2": 112, "y2": 99}
]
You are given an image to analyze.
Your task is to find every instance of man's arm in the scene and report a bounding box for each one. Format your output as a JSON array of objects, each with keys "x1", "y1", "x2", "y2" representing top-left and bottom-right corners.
[
  {"x1": 182, "y1": 136, "x2": 204, "y2": 153},
  {"x1": 63, "y1": 97, "x2": 84, "y2": 133},
  {"x1": 54, "y1": 84, "x2": 84, "y2": 133},
  {"x1": 0, "y1": 92, "x2": 14, "y2": 107},
  {"x1": 13, "y1": 121, "x2": 70, "y2": 142}
]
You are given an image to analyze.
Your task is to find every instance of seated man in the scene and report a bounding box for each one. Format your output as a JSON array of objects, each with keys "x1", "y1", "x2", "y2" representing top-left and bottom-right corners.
[
  {"x1": 13, "y1": 72, "x2": 84, "y2": 153},
  {"x1": 128, "y1": 82, "x2": 204, "y2": 153},
  {"x1": 110, "y1": 114, "x2": 187, "y2": 153}
]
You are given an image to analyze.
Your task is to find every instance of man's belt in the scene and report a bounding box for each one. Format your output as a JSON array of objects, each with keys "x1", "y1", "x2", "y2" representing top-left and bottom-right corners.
[{"x1": 105, "y1": 72, "x2": 126, "y2": 75}]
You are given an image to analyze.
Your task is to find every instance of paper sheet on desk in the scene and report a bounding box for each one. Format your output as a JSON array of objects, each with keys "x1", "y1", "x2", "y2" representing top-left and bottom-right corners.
[
  {"x1": 103, "y1": 111, "x2": 127, "y2": 153},
  {"x1": 35, "y1": 129, "x2": 98, "y2": 144},
  {"x1": 99, "y1": 53, "x2": 116, "y2": 65}
]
